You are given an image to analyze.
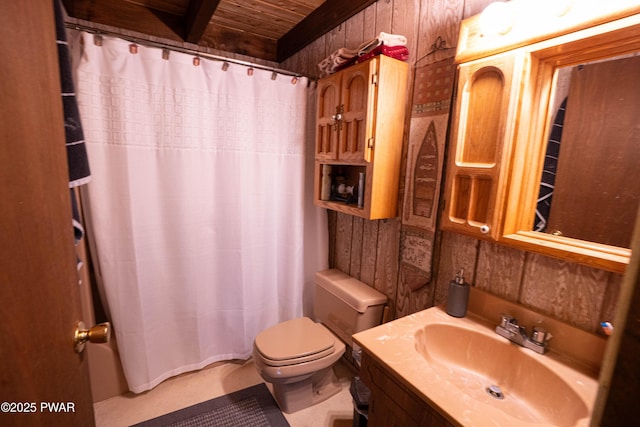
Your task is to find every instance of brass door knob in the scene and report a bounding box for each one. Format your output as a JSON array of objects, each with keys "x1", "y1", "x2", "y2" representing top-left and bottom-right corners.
[{"x1": 74, "y1": 321, "x2": 111, "y2": 353}]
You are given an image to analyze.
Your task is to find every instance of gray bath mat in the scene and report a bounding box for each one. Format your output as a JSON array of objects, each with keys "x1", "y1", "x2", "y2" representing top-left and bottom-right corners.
[{"x1": 131, "y1": 383, "x2": 289, "y2": 427}]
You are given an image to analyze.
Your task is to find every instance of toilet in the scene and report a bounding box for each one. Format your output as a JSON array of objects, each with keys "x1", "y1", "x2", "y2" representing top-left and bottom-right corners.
[{"x1": 253, "y1": 268, "x2": 387, "y2": 413}]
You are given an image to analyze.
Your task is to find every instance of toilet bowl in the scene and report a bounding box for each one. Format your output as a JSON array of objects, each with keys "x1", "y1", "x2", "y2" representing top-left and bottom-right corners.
[
  {"x1": 253, "y1": 317, "x2": 346, "y2": 413},
  {"x1": 253, "y1": 269, "x2": 387, "y2": 413}
]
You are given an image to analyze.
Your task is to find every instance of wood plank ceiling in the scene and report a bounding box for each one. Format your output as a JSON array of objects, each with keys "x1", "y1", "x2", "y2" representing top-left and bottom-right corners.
[{"x1": 62, "y1": 0, "x2": 378, "y2": 62}]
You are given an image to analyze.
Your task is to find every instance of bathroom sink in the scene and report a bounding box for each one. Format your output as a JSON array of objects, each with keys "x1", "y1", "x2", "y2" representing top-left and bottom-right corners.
[
  {"x1": 352, "y1": 305, "x2": 599, "y2": 427},
  {"x1": 415, "y1": 322, "x2": 588, "y2": 426}
]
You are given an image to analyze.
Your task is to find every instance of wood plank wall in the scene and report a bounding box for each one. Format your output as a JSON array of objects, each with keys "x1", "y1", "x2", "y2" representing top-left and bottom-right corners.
[{"x1": 281, "y1": 0, "x2": 624, "y2": 335}]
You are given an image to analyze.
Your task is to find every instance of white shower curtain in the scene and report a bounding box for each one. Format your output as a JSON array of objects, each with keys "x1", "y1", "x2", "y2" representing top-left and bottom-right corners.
[{"x1": 73, "y1": 32, "x2": 327, "y2": 393}]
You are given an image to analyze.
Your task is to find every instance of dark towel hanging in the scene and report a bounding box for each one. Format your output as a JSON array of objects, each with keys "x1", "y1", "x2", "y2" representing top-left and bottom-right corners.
[
  {"x1": 534, "y1": 97, "x2": 567, "y2": 232},
  {"x1": 55, "y1": 0, "x2": 91, "y2": 269},
  {"x1": 54, "y1": 0, "x2": 91, "y2": 187}
]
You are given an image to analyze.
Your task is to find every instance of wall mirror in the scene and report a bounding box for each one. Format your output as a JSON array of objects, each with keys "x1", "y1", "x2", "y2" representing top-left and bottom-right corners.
[
  {"x1": 500, "y1": 5, "x2": 640, "y2": 273},
  {"x1": 532, "y1": 54, "x2": 640, "y2": 248}
]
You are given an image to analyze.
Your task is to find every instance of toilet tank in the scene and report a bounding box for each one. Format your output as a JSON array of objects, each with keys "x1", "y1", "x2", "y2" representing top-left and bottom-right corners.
[{"x1": 313, "y1": 269, "x2": 387, "y2": 346}]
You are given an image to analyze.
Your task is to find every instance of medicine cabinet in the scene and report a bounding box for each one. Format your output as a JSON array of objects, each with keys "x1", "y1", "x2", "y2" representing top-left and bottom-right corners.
[
  {"x1": 443, "y1": 0, "x2": 640, "y2": 273},
  {"x1": 314, "y1": 55, "x2": 408, "y2": 220}
]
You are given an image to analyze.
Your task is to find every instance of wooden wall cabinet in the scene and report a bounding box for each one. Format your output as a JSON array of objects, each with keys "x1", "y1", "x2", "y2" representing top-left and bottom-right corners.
[
  {"x1": 314, "y1": 55, "x2": 408, "y2": 220},
  {"x1": 441, "y1": 1, "x2": 640, "y2": 272},
  {"x1": 360, "y1": 352, "x2": 455, "y2": 427}
]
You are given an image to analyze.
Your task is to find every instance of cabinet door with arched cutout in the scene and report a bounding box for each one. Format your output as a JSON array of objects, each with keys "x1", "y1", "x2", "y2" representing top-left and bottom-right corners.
[{"x1": 442, "y1": 51, "x2": 525, "y2": 240}]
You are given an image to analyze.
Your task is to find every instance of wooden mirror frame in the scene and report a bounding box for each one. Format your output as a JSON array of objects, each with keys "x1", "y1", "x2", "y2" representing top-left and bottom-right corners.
[{"x1": 455, "y1": 1, "x2": 640, "y2": 273}]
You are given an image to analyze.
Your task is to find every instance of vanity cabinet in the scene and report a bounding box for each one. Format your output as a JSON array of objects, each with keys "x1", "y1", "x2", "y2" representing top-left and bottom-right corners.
[
  {"x1": 441, "y1": 51, "x2": 525, "y2": 240},
  {"x1": 314, "y1": 55, "x2": 408, "y2": 219},
  {"x1": 360, "y1": 352, "x2": 455, "y2": 427}
]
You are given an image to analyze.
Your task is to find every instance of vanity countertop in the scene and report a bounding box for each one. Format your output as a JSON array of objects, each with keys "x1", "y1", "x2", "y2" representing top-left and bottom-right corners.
[{"x1": 353, "y1": 306, "x2": 599, "y2": 427}]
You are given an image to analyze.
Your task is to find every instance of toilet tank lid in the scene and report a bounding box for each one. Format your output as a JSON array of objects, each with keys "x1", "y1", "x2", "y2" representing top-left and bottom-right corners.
[{"x1": 315, "y1": 269, "x2": 387, "y2": 313}]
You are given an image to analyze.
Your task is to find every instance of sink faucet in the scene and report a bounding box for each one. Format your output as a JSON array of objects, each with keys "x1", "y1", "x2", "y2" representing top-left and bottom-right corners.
[{"x1": 495, "y1": 315, "x2": 550, "y2": 354}]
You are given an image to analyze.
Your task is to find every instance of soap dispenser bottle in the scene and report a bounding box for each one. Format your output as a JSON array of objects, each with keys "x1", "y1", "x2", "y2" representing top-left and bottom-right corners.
[{"x1": 446, "y1": 268, "x2": 470, "y2": 318}]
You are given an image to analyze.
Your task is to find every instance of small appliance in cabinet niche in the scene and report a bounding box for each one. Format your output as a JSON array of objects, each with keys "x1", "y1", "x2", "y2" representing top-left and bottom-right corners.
[{"x1": 314, "y1": 55, "x2": 408, "y2": 220}]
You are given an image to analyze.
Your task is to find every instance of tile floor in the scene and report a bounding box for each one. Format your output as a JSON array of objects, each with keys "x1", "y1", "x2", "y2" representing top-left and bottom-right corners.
[{"x1": 93, "y1": 358, "x2": 356, "y2": 427}]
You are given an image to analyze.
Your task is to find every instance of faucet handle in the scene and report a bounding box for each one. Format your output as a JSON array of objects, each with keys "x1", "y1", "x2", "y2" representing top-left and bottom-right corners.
[
  {"x1": 500, "y1": 314, "x2": 516, "y2": 328},
  {"x1": 531, "y1": 327, "x2": 551, "y2": 344}
]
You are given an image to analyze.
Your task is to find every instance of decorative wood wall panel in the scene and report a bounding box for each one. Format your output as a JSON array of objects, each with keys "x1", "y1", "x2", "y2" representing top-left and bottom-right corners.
[
  {"x1": 600, "y1": 274, "x2": 623, "y2": 326},
  {"x1": 475, "y1": 240, "x2": 525, "y2": 301},
  {"x1": 349, "y1": 218, "x2": 365, "y2": 279},
  {"x1": 520, "y1": 254, "x2": 611, "y2": 332},
  {"x1": 360, "y1": 217, "x2": 380, "y2": 286},
  {"x1": 283, "y1": 0, "x2": 623, "y2": 335}
]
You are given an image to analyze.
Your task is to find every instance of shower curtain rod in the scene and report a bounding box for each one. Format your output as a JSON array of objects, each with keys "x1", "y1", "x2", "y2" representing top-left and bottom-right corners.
[{"x1": 64, "y1": 22, "x2": 308, "y2": 79}]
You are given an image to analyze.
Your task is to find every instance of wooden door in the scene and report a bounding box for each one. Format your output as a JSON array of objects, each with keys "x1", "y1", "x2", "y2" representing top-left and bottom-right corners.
[
  {"x1": 339, "y1": 59, "x2": 376, "y2": 162},
  {"x1": 546, "y1": 55, "x2": 640, "y2": 248},
  {"x1": 0, "y1": 2, "x2": 95, "y2": 426},
  {"x1": 315, "y1": 72, "x2": 342, "y2": 160}
]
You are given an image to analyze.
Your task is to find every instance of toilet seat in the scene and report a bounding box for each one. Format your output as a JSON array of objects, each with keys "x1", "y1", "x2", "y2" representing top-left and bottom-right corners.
[{"x1": 254, "y1": 317, "x2": 335, "y2": 367}]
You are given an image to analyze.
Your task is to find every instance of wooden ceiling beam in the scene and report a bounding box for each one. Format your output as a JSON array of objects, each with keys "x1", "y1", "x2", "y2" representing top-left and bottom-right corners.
[
  {"x1": 276, "y1": 0, "x2": 378, "y2": 62},
  {"x1": 199, "y1": 24, "x2": 277, "y2": 62},
  {"x1": 61, "y1": 0, "x2": 185, "y2": 42},
  {"x1": 184, "y1": 0, "x2": 221, "y2": 43}
]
